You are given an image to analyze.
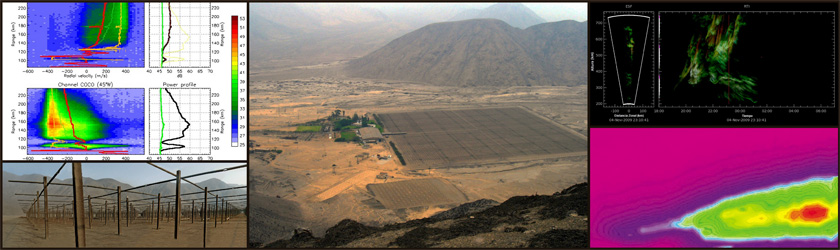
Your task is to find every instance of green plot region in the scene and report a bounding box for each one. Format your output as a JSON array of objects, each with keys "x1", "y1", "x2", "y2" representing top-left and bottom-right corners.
[
  {"x1": 81, "y1": 2, "x2": 130, "y2": 48},
  {"x1": 296, "y1": 126, "x2": 322, "y2": 132},
  {"x1": 37, "y1": 88, "x2": 126, "y2": 150},
  {"x1": 676, "y1": 177, "x2": 838, "y2": 241}
]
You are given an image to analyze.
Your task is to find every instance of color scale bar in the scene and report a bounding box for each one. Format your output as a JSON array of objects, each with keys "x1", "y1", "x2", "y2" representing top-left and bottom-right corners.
[{"x1": 231, "y1": 16, "x2": 239, "y2": 147}]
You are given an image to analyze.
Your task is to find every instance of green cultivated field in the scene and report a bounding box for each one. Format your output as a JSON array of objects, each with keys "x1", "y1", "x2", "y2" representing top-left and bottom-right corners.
[{"x1": 295, "y1": 126, "x2": 322, "y2": 132}]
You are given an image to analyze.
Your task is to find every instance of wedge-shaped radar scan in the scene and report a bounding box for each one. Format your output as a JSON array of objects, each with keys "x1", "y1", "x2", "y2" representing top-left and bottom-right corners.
[
  {"x1": 606, "y1": 13, "x2": 653, "y2": 106},
  {"x1": 589, "y1": 2, "x2": 838, "y2": 126}
]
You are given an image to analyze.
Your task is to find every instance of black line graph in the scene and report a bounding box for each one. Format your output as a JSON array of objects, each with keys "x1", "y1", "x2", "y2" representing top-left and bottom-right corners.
[
  {"x1": 160, "y1": 88, "x2": 191, "y2": 152},
  {"x1": 148, "y1": 2, "x2": 211, "y2": 68},
  {"x1": 149, "y1": 88, "x2": 210, "y2": 155}
]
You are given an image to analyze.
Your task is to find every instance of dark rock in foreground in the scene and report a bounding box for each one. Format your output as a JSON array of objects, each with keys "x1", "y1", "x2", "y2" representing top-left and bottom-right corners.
[{"x1": 264, "y1": 182, "x2": 589, "y2": 248}]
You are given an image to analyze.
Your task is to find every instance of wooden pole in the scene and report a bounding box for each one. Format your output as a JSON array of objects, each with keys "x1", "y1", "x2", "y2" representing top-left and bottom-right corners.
[
  {"x1": 156, "y1": 193, "x2": 161, "y2": 230},
  {"x1": 35, "y1": 191, "x2": 39, "y2": 220},
  {"x1": 167, "y1": 202, "x2": 170, "y2": 222},
  {"x1": 191, "y1": 200, "x2": 195, "y2": 223},
  {"x1": 203, "y1": 187, "x2": 208, "y2": 248},
  {"x1": 117, "y1": 186, "x2": 121, "y2": 235},
  {"x1": 214, "y1": 196, "x2": 218, "y2": 228},
  {"x1": 103, "y1": 201, "x2": 107, "y2": 226},
  {"x1": 88, "y1": 195, "x2": 92, "y2": 229},
  {"x1": 43, "y1": 176, "x2": 48, "y2": 239},
  {"x1": 175, "y1": 170, "x2": 181, "y2": 239},
  {"x1": 126, "y1": 198, "x2": 130, "y2": 227},
  {"x1": 72, "y1": 162, "x2": 86, "y2": 247}
]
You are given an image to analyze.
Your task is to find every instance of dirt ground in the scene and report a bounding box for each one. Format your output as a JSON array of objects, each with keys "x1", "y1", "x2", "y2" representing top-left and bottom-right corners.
[
  {"x1": 248, "y1": 64, "x2": 588, "y2": 245},
  {"x1": 2, "y1": 215, "x2": 246, "y2": 248}
]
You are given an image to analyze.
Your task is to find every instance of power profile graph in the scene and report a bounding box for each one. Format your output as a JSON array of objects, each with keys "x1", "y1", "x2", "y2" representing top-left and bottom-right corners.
[
  {"x1": 27, "y1": 2, "x2": 145, "y2": 67},
  {"x1": 149, "y1": 88, "x2": 211, "y2": 155},
  {"x1": 26, "y1": 88, "x2": 144, "y2": 155},
  {"x1": 148, "y1": 2, "x2": 211, "y2": 68}
]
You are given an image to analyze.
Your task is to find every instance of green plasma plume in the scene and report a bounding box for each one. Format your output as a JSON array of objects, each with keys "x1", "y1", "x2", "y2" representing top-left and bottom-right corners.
[
  {"x1": 676, "y1": 177, "x2": 839, "y2": 241},
  {"x1": 677, "y1": 14, "x2": 757, "y2": 103},
  {"x1": 625, "y1": 26, "x2": 635, "y2": 61},
  {"x1": 37, "y1": 88, "x2": 109, "y2": 144},
  {"x1": 625, "y1": 26, "x2": 635, "y2": 88}
]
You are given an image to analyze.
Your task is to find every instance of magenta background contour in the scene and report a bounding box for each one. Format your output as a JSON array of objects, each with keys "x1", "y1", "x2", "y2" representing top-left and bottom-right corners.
[{"x1": 590, "y1": 128, "x2": 839, "y2": 248}]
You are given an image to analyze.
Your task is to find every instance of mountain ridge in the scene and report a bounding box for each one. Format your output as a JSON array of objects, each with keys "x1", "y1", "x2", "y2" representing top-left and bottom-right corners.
[
  {"x1": 449, "y1": 3, "x2": 547, "y2": 29},
  {"x1": 346, "y1": 19, "x2": 586, "y2": 87}
]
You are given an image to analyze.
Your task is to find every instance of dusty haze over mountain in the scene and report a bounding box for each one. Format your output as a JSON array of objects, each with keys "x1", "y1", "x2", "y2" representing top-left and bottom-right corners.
[
  {"x1": 449, "y1": 3, "x2": 547, "y2": 29},
  {"x1": 250, "y1": 2, "x2": 586, "y2": 75},
  {"x1": 346, "y1": 19, "x2": 587, "y2": 87}
]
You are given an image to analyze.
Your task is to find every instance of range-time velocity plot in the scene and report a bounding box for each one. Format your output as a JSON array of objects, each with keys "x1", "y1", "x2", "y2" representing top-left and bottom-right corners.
[
  {"x1": 27, "y1": 88, "x2": 145, "y2": 155},
  {"x1": 659, "y1": 12, "x2": 836, "y2": 107},
  {"x1": 27, "y1": 2, "x2": 145, "y2": 67}
]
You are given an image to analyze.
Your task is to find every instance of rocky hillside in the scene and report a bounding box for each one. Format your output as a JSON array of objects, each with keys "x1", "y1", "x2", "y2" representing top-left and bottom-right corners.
[
  {"x1": 258, "y1": 183, "x2": 588, "y2": 248},
  {"x1": 346, "y1": 19, "x2": 586, "y2": 87}
]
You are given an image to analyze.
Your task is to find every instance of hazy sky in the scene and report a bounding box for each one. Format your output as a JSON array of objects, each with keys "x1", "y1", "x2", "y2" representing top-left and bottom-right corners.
[
  {"x1": 3, "y1": 162, "x2": 247, "y2": 186},
  {"x1": 317, "y1": 2, "x2": 588, "y2": 22},
  {"x1": 524, "y1": 3, "x2": 587, "y2": 22}
]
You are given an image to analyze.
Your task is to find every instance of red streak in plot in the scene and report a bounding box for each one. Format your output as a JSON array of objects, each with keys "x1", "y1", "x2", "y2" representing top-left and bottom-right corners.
[
  {"x1": 32, "y1": 149, "x2": 128, "y2": 154},
  {"x1": 85, "y1": 3, "x2": 108, "y2": 49},
  {"x1": 40, "y1": 3, "x2": 111, "y2": 67},
  {"x1": 62, "y1": 89, "x2": 88, "y2": 150},
  {"x1": 788, "y1": 204, "x2": 829, "y2": 223}
]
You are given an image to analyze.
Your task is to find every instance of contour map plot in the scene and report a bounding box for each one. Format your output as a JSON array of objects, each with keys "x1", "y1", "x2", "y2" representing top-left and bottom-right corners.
[
  {"x1": 591, "y1": 128, "x2": 839, "y2": 248},
  {"x1": 149, "y1": 88, "x2": 211, "y2": 155},
  {"x1": 676, "y1": 177, "x2": 837, "y2": 242},
  {"x1": 27, "y1": 2, "x2": 145, "y2": 67},
  {"x1": 27, "y1": 88, "x2": 144, "y2": 155}
]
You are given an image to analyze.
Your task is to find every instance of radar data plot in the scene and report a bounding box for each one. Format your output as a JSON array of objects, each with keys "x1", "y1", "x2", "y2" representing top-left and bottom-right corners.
[
  {"x1": 27, "y1": 2, "x2": 145, "y2": 67},
  {"x1": 591, "y1": 128, "x2": 838, "y2": 248},
  {"x1": 676, "y1": 177, "x2": 837, "y2": 242},
  {"x1": 659, "y1": 12, "x2": 836, "y2": 108},
  {"x1": 605, "y1": 12, "x2": 654, "y2": 107},
  {"x1": 26, "y1": 88, "x2": 144, "y2": 155},
  {"x1": 588, "y1": 3, "x2": 838, "y2": 126}
]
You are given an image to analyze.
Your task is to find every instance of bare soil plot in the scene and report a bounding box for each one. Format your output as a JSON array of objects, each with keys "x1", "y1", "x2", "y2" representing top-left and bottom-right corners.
[
  {"x1": 1, "y1": 215, "x2": 246, "y2": 248},
  {"x1": 378, "y1": 107, "x2": 587, "y2": 169},
  {"x1": 366, "y1": 178, "x2": 468, "y2": 210}
]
